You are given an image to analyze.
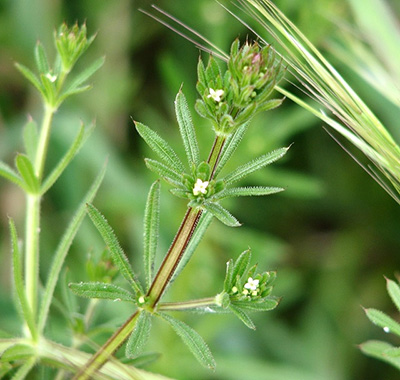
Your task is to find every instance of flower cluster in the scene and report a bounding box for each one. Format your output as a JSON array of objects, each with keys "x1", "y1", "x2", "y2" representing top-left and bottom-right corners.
[
  {"x1": 196, "y1": 39, "x2": 285, "y2": 135},
  {"x1": 230, "y1": 271, "x2": 275, "y2": 301}
]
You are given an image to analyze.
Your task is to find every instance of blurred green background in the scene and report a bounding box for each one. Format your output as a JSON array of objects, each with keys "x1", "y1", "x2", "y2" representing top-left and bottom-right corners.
[{"x1": 1, "y1": 0, "x2": 400, "y2": 379}]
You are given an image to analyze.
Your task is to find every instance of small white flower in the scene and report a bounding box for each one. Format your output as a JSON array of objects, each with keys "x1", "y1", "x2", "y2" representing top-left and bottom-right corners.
[
  {"x1": 207, "y1": 88, "x2": 224, "y2": 102},
  {"x1": 193, "y1": 178, "x2": 209, "y2": 196},
  {"x1": 45, "y1": 73, "x2": 57, "y2": 83},
  {"x1": 244, "y1": 277, "x2": 259, "y2": 291}
]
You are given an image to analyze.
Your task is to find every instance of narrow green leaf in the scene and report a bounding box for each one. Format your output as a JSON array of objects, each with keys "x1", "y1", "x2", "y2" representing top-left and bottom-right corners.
[
  {"x1": 15, "y1": 154, "x2": 39, "y2": 193},
  {"x1": 0, "y1": 161, "x2": 25, "y2": 189},
  {"x1": 56, "y1": 85, "x2": 92, "y2": 106},
  {"x1": 64, "y1": 56, "x2": 105, "y2": 93},
  {"x1": 211, "y1": 186, "x2": 284, "y2": 201},
  {"x1": 41, "y1": 123, "x2": 93, "y2": 194},
  {"x1": 38, "y1": 162, "x2": 106, "y2": 333},
  {"x1": 8, "y1": 356, "x2": 36, "y2": 380},
  {"x1": 86, "y1": 203, "x2": 143, "y2": 295},
  {"x1": 170, "y1": 188, "x2": 189, "y2": 199},
  {"x1": 15, "y1": 63, "x2": 43, "y2": 94},
  {"x1": 39, "y1": 73, "x2": 56, "y2": 106},
  {"x1": 229, "y1": 304, "x2": 256, "y2": 330},
  {"x1": 145, "y1": 158, "x2": 183, "y2": 187},
  {"x1": 172, "y1": 211, "x2": 214, "y2": 282},
  {"x1": 175, "y1": 91, "x2": 200, "y2": 167},
  {"x1": 202, "y1": 202, "x2": 241, "y2": 227},
  {"x1": 9, "y1": 219, "x2": 37, "y2": 340},
  {"x1": 160, "y1": 313, "x2": 216, "y2": 370},
  {"x1": 143, "y1": 181, "x2": 161, "y2": 289},
  {"x1": 386, "y1": 278, "x2": 400, "y2": 313},
  {"x1": 34, "y1": 42, "x2": 50, "y2": 74},
  {"x1": 214, "y1": 123, "x2": 248, "y2": 178},
  {"x1": 0, "y1": 344, "x2": 35, "y2": 362},
  {"x1": 360, "y1": 340, "x2": 400, "y2": 371},
  {"x1": 23, "y1": 119, "x2": 39, "y2": 163},
  {"x1": 257, "y1": 98, "x2": 285, "y2": 113},
  {"x1": 232, "y1": 249, "x2": 251, "y2": 281},
  {"x1": 232, "y1": 297, "x2": 280, "y2": 312},
  {"x1": 126, "y1": 311, "x2": 152, "y2": 358},
  {"x1": 134, "y1": 121, "x2": 185, "y2": 174},
  {"x1": 223, "y1": 259, "x2": 234, "y2": 292},
  {"x1": 69, "y1": 282, "x2": 135, "y2": 302},
  {"x1": 365, "y1": 308, "x2": 400, "y2": 336},
  {"x1": 223, "y1": 147, "x2": 289, "y2": 186}
]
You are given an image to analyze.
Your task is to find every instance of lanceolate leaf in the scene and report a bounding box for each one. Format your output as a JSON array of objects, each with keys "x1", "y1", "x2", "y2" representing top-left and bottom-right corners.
[
  {"x1": 365, "y1": 308, "x2": 400, "y2": 336},
  {"x1": 211, "y1": 186, "x2": 284, "y2": 200},
  {"x1": 202, "y1": 202, "x2": 241, "y2": 227},
  {"x1": 34, "y1": 41, "x2": 50, "y2": 74},
  {"x1": 41, "y1": 123, "x2": 93, "y2": 194},
  {"x1": 38, "y1": 163, "x2": 106, "y2": 333},
  {"x1": 143, "y1": 181, "x2": 161, "y2": 289},
  {"x1": 360, "y1": 340, "x2": 400, "y2": 371},
  {"x1": 0, "y1": 161, "x2": 25, "y2": 189},
  {"x1": 9, "y1": 219, "x2": 37, "y2": 340},
  {"x1": 145, "y1": 158, "x2": 183, "y2": 187},
  {"x1": 229, "y1": 304, "x2": 256, "y2": 330},
  {"x1": 86, "y1": 203, "x2": 143, "y2": 295},
  {"x1": 175, "y1": 91, "x2": 200, "y2": 167},
  {"x1": 223, "y1": 147, "x2": 289, "y2": 186},
  {"x1": 160, "y1": 313, "x2": 216, "y2": 370},
  {"x1": 15, "y1": 154, "x2": 39, "y2": 194},
  {"x1": 126, "y1": 311, "x2": 152, "y2": 358},
  {"x1": 223, "y1": 259, "x2": 234, "y2": 292},
  {"x1": 134, "y1": 121, "x2": 185, "y2": 174},
  {"x1": 214, "y1": 123, "x2": 248, "y2": 178},
  {"x1": 386, "y1": 278, "x2": 400, "y2": 313},
  {"x1": 232, "y1": 297, "x2": 280, "y2": 312},
  {"x1": 15, "y1": 63, "x2": 43, "y2": 95},
  {"x1": 232, "y1": 250, "x2": 251, "y2": 282},
  {"x1": 69, "y1": 282, "x2": 135, "y2": 302}
]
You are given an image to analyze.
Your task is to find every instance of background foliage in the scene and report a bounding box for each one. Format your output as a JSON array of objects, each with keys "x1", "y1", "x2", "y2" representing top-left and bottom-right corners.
[{"x1": 0, "y1": 0, "x2": 399, "y2": 379}]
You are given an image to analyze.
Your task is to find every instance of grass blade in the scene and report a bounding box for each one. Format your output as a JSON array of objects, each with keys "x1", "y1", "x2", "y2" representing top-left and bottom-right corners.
[
  {"x1": 86, "y1": 203, "x2": 143, "y2": 295},
  {"x1": 143, "y1": 181, "x2": 161, "y2": 289},
  {"x1": 38, "y1": 162, "x2": 106, "y2": 334}
]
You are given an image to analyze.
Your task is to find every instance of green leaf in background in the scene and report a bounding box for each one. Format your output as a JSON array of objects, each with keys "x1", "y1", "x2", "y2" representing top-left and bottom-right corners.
[
  {"x1": 364, "y1": 308, "x2": 400, "y2": 336},
  {"x1": 360, "y1": 340, "x2": 400, "y2": 371},
  {"x1": 34, "y1": 41, "x2": 50, "y2": 74},
  {"x1": 126, "y1": 311, "x2": 152, "y2": 359},
  {"x1": 143, "y1": 180, "x2": 161, "y2": 289},
  {"x1": 175, "y1": 90, "x2": 200, "y2": 167},
  {"x1": 41, "y1": 123, "x2": 93, "y2": 194},
  {"x1": 386, "y1": 277, "x2": 400, "y2": 313},
  {"x1": 228, "y1": 304, "x2": 256, "y2": 330},
  {"x1": 86, "y1": 203, "x2": 143, "y2": 295},
  {"x1": 223, "y1": 147, "x2": 289, "y2": 186},
  {"x1": 69, "y1": 282, "x2": 135, "y2": 302},
  {"x1": 211, "y1": 186, "x2": 284, "y2": 200},
  {"x1": 15, "y1": 154, "x2": 39, "y2": 194},
  {"x1": 159, "y1": 312, "x2": 216, "y2": 370},
  {"x1": 202, "y1": 201, "x2": 241, "y2": 227},
  {"x1": 0, "y1": 161, "x2": 25, "y2": 189},
  {"x1": 134, "y1": 121, "x2": 185, "y2": 174},
  {"x1": 23, "y1": 119, "x2": 39, "y2": 163},
  {"x1": 9, "y1": 219, "x2": 37, "y2": 340}
]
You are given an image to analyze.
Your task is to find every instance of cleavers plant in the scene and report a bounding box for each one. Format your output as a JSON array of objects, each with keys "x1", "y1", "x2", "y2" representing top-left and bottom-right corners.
[{"x1": 0, "y1": 24, "x2": 289, "y2": 380}]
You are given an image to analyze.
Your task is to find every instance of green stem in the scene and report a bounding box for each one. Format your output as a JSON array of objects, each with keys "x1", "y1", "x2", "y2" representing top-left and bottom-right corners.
[
  {"x1": 72, "y1": 311, "x2": 141, "y2": 380},
  {"x1": 24, "y1": 104, "x2": 55, "y2": 338},
  {"x1": 74, "y1": 133, "x2": 227, "y2": 377},
  {"x1": 158, "y1": 297, "x2": 216, "y2": 311}
]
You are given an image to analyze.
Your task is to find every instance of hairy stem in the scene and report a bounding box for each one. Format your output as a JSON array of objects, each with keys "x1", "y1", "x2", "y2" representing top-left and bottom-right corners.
[
  {"x1": 158, "y1": 297, "x2": 216, "y2": 311},
  {"x1": 74, "y1": 134, "x2": 227, "y2": 378}
]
